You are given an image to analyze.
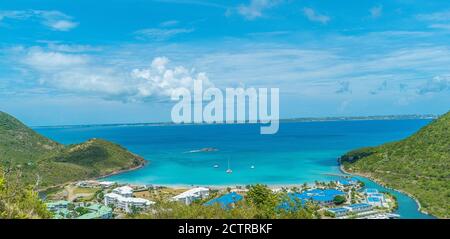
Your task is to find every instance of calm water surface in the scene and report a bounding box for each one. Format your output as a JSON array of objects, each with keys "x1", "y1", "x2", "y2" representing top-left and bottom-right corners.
[{"x1": 35, "y1": 119, "x2": 434, "y2": 218}]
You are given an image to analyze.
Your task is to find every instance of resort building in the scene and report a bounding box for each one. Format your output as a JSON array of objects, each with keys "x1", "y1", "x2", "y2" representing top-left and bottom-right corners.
[
  {"x1": 76, "y1": 180, "x2": 99, "y2": 188},
  {"x1": 304, "y1": 189, "x2": 346, "y2": 205},
  {"x1": 327, "y1": 207, "x2": 350, "y2": 217},
  {"x1": 99, "y1": 181, "x2": 115, "y2": 188},
  {"x1": 204, "y1": 192, "x2": 243, "y2": 209},
  {"x1": 52, "y1": 208, "x2": 72, "y2": 219},
  {"x1": 112, "y1": 186, "x2": 134, "y2": 197},
  {"x1": 231, "y1": 188, "x2": 248, "y2": 193},
  {"x1": 280, "y1": 188, "x2": 346, "y2": 210},
  {"x1": 172, "y1": 187, "x2": 210, "y2": 205},
  {"x1": 77, "y1": 204, "x2": 113, "y2": 219},
  {"x1": 104, "y1": 192, "x2": 154, "y2": 213},
  {"x1": 46, "y1": 201, "x2": 72, "y2": 219},
  {"x1": 336, "y1": 178, "x2": 358, "y2": 187},
  {"x1": 364, "y1": 188, "x2": 386, "y2": 207},
  {"x1": 344, "y1": 203, "x2": 373, "y2": 213},
  {"x1": 364, "y1": 188, "x2": 379, "y2": 195},
  {"x1": 367, "y1": 197, "x2": 383, "y2": 207},
  {"x1": 366, "y1": 192, "x2": 385, "y2": 206},
  {"x1": 46, "y1": 200, "x2": 70, "y2": 211}
]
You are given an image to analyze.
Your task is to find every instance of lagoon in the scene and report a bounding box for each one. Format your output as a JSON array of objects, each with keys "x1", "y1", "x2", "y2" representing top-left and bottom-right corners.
[{"x1": 35, "y1": 119, "x2": 433, "y2": 218}]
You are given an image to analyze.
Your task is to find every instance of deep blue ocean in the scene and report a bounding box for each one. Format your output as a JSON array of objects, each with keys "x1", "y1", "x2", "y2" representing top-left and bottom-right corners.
[{"x1": 35, "y1": 119, "x2": 434, "y2": 218}]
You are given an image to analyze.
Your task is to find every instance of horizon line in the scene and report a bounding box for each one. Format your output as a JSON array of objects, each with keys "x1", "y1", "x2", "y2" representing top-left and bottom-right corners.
[{"x1": 31, "y1": 113, "x2": 439, "y2": 128}]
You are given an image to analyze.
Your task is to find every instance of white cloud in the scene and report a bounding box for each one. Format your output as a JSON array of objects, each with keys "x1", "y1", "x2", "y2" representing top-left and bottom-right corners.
[
  {"x1": 160, "y1": 20, "x2": 179, "y2": 27},
  {"x1": 17, "y1": 47, "x2": 212, "y2": 102},
  {"x1": 23, "y1": 47, "x2": 88, "y2": 70},
  {"x1": 134, "y1": 28, "x2": 194, "y2": 41},
  {"x1": 417, "y1": 76, "x2": 450, "y2": 94},
  {"x1": 0, "y1": 10, "x2": 78, "y2": 31},
  {"x1": 131, "y1": 57, "x2": 213, "y2": 99},
  {"x1": 417, "y1": 10, "x2": 450, "y2": 22},
  {"x1": 429, "y1": 23, "x2": 450, "y2": 30},
  {"x1": 370, "y1": 5, "x2": 383, "y2": 18},
  {"x1": 41, "y1": 41, "x2": 102, "y2": 53},
  {"x1": 0, "y1": 10, "x2": 31, "y2": 21},
  {"x1": 302, "y1": 8, "x2": 330, "y2": 24},
  {"x1": 237, "y1": 0, "x2": 282, "y2": 20},
  {"x1": 47, "y1": 19, "x2": 78, "y2": 31},
  {"x1": 416, "y1": 10, "x2": 450, "y2": 30},
  {"x1": 6, "y1": 32, "x2": 450, "y2": 105}
]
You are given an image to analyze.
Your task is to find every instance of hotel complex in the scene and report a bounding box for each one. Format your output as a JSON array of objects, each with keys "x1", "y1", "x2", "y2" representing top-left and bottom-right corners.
[
  {"x1": 171, "y1": 187, "x2": 210, "y2": 205},
  {"x1": 104, "y1": 186, "x2": 154, "y2": 213},
  {"x1": 44, "y1": 177, "x2": 397, "y2": 219}
]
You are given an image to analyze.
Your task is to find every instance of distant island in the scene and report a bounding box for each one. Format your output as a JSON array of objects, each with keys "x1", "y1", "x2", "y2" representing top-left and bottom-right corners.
[
  {"x1": 32, "y1": 114, "x2": 439, "y2": 129},
  {"x1": 281, "y1": 114, "x2": 438, "y2": 123},
  {"x1": 0, "y1": 111, "x2": 146, "y2": 189},
  {"x1": 340, "y1": 111, "x2": 449, "y2": 218},
  {"x1": 188, "y1": 147, "x2": 219, "y2": 153}
]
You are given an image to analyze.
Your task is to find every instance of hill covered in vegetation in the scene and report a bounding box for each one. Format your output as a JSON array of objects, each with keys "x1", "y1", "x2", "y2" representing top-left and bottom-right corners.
[
  {"x1": 341, "y1": 111, "x2": 450, "y2": 218},
  {"x1": 0, "y1": 111, "x2": 146, "y2": 188}
]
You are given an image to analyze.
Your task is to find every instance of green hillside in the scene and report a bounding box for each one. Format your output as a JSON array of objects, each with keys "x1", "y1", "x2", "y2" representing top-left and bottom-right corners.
[
  {"x1": 0, "y1": 112, "x2": 146, "y2": 188},
  {"x1": 0, "y1": 112, "x2": 62, "y2": 163},
  {"x1": 341, "y1": 111, "x2": 450, "y2": 218}
]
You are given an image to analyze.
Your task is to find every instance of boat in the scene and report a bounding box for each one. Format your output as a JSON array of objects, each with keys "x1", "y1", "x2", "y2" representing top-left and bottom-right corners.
[
  {"x1": 226, "y1": 159, "x2": 232, "y2": 174},
  {"x1": 250, "y1": 165, "x2": 255, "y2": 169},
  {"x1": 213, "y1": 164, "x2": 219, "y2": 168}
]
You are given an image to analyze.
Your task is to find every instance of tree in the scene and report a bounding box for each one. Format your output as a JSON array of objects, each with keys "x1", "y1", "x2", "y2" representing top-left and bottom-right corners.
[
  {"x1": 68, "y1": 203, "x2": 75, "y2": 211},
  {"x1": 75, "y1": 206, "x2": 90, "y2": 216},
  {"x1": 301, "y1": 183, "x2": 309, "y2": 191},
  {"x1": 0, "y1": 168, "x2": 51, "y2": 219},
  {"x1": 333, "y1": 195, "x2": 346, "y2": 205},
  {"x1": 246, "y1": 184, "x2": 279, "y2": 219}
]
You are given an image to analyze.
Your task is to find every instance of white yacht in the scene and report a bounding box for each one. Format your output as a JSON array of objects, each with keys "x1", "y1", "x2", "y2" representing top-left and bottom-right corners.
[{"x1": 226, "y1": 159, "x2": 232, "y2": 174}]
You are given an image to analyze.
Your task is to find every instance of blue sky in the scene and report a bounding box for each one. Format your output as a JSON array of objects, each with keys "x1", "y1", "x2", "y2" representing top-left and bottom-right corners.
[{"x1": 1, "y1": 0, "x2": 450, "y2": 126}]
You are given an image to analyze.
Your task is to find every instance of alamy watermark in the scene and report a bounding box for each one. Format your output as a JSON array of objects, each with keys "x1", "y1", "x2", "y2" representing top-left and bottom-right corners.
[{"x1": 171, "y1": 79, "x2": 279, "y2": 134}]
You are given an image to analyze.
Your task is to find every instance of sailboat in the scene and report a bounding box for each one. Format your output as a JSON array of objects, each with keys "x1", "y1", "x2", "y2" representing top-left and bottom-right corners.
[{"x1": 226, "y1": 159, "x2": 233, "y2": 174}]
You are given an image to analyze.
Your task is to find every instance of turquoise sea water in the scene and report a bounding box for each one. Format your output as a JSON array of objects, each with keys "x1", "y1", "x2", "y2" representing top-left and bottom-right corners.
[{"x1": 35, "y1": 119, "x2": 434, "y2": 219}]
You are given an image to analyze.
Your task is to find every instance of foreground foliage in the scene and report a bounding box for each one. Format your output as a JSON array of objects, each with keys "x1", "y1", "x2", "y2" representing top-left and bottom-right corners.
[
  {"x1": 341, "y1": 111, "x2": 450, "y2": 218},
  {"x1": 0, "y1": 168, "x2": 51, "y2": 219}
]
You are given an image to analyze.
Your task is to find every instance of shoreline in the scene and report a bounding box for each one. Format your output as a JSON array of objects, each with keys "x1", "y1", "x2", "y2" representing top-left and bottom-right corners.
[
  {"x1": 338, "y1": 161, "x2": 432, "y2": 217},
  {"x1": 39, "y1": 160, "x2": 147, "y2": 193},
  {"x1": 96, "y1": 160, "x2": 148, "y2": 180},
  {"x1": 94, "y1": 182, "x2": 320, "y2": 190}
]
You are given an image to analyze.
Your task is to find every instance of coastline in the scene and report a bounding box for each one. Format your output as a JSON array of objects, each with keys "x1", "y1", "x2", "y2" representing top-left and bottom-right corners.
[
  {"x1": 338, "y1": 160, "x2": 432, "y2": 217},
  {"x1": 97, "y1": 160, "x2": 148, "y2": 180},
  {"x1": 39, "y1": 160, "x2": 148, "y2": 193}
]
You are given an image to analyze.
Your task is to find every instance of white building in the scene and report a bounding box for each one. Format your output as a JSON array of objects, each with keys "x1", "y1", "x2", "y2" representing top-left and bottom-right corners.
[
  {"x1": 112, "y1": 186, "x2": 133, "y2": 197},
  {"x1": 76, "y1": 180, "x2": 98, "y2": 188},
  {"x1": 172, "y1": 187, "x2": 210, "y2": 205},
  {"x1": 327, "y1": 207, "x2": 350, "y2": 217},
  {"x1": 344, "y1": 203, "x2": 373, "y2": 213},
  {"x1": 45, "y1": 200, "x2": 70, "y2": 211},
  {"x1": 99, "y1": 181, "x2": 115, "y2": 188},
  {"x1": 104, "y1": 193, "x2": 154, "y2": 213}
]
